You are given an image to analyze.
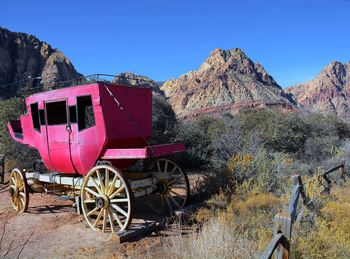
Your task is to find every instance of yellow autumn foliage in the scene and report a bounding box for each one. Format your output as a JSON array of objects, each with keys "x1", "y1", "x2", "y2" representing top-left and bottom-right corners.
[{"x1": 227, "y1": 154, "x2": 253, "y2": 172}]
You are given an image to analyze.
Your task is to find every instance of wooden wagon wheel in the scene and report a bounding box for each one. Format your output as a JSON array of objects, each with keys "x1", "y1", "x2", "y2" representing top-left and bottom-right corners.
[
  {"x1": 9, "y1": 168, "x2": 29, "y2": 213},
  {"x1": 81, "y1": 165, "x2": 134, "y2": 233},
  {"x1": 146, "y1": 159, "x2": 190, "y2": 214}
]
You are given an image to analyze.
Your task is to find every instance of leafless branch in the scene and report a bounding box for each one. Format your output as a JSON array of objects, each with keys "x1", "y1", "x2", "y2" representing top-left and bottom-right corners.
[
  {"x1": 16, "y1": 231, "x2": 35, "y2": 259},
  {"x1": 2, "y1": 240, "x2": 13, "y2": 258}
]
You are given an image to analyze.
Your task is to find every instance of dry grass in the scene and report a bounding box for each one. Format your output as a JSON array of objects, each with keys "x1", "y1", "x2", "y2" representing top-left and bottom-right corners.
[{"x1": 163, "y1": 219, "x2": 257, "y2": 259}]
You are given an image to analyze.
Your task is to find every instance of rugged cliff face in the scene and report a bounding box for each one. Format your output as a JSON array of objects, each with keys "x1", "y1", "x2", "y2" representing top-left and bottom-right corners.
[
  {"x1": 112, "y1": 72, "x2": 164, "y2": 95},
  {"x1": 286, "y1": 61, "x2": 350, "y2": 117},
  {"x1": 0, "y1": 27, "x2": 82, "y2": 98},
  {"x1": 161, "y1": 48, "x2": 294, "y2": 118}
]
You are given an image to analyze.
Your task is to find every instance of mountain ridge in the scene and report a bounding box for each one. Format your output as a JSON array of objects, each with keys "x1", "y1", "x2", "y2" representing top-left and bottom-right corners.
[
  {"x1": 0, "y1": 27, "x2": 82, "y2": 98},
  {"x1": 161, "y1": 48, "x2": 295, "y2": 118},
  {"x1": 286, "y1": 60, "x2": 350, "y2": 117}
]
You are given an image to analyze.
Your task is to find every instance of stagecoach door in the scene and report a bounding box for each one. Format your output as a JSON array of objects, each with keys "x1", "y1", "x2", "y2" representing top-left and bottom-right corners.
[{"x1": 45, "y1": 100, "x2": 75, "y2": 173}]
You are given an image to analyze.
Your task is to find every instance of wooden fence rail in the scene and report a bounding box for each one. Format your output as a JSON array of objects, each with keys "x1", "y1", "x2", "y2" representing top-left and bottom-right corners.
[{"x1": 260, "y1": 163, "x2": 345, "y2": 259}]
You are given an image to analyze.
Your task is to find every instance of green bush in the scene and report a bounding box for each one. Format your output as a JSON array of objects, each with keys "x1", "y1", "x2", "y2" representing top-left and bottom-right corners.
[
  {"x1": 151, "y1": 95, "x2": 178, "y2": 144},
  {"x1": 175, "y1": 116, "x2": 228, "y2": 168},
  {"x1": 0, "y1": 98, "x2": 39, "y2": 169}
]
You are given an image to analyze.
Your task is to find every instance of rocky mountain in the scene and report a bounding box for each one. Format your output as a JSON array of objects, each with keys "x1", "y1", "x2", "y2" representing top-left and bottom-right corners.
[
  {"x1": 112, "y1": 72, "x2": 164, "y2": 96},
  {"x1": 286, "y1": 61, "x2": 350, "y2": 117},
  {"x1": 0, "y1": 27, "x2": 82, "y2": 98},
  {"x1": 161, "y1": 48, "x2": 295, "y2": 118}
]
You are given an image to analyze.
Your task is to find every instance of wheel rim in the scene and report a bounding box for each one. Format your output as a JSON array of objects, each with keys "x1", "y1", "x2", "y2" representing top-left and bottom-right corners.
[
  {"x1": 81, "y1": 165, "x2": 134, "y2": 233},
  {"x1": 9, "y1": 169, "x2": 29, "y2": 213},
  {"x1": 146, "y1": 159, "x2": 190, "y2": 214}
]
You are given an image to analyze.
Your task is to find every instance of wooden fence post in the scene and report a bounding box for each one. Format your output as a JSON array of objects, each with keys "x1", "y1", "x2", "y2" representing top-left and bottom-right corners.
[
  {"x1": 273, "y1": 214, "x2": 291, "y2": 259},
  {"x1": 261, "y1": 164, "x2": 346, "y2": 259}
]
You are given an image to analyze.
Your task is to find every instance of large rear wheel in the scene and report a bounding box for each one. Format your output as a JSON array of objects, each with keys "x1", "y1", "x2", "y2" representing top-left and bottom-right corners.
[
  {"x1": 146, "y1": 159, "x2": 190, "y2": 214},
  {"x1": 81, "y1": 165, "x2": 134, "y2": 233}
]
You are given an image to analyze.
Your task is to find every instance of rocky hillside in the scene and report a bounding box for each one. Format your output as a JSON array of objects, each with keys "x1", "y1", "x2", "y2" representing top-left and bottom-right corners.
[
  {"x1": 0, "y1": 27, "x2": 82, "y2": 98},
  {"x1": 161, "y1": 48, "x2": 295, "y2": 118},
  {"x1": 112, "y1": 72, "x2": 164, "y2": 95},
  {"x1": 286, "y1": 61, "x2": 350, "y2": 117}
]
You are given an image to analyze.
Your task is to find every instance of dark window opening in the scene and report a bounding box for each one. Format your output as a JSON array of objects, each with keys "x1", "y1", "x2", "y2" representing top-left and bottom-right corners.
[
  {"x1": 31, "y1": 103, "x2": 40, "y2": 131},
  {"x1": 39, "y1": 109, "x2": 46, "y2": 125},
  {"x1": 77, "y1": 96, "x2": 95, "y2": 131},
  {"x1": 69, "y1": 106, "x2": 77, "y2": 123},
  {"x1": 46, "y1": 101, "x2": 67, "y2": 125}
]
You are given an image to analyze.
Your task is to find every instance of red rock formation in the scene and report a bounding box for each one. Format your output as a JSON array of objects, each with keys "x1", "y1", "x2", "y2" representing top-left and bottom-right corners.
[{"x1": 161, "y1": 48, "x2": 295, "y2": 117}]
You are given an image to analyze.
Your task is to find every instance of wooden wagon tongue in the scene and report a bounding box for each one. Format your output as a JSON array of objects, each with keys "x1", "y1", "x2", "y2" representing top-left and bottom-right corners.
[{"x1": 7, "y1": 81, "x2": 190, "y2": 235}]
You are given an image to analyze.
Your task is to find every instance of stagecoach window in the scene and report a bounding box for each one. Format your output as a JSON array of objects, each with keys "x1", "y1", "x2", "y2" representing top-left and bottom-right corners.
[
  {"x1": 39, "y1": 110, "x2": 46, "y2": 125},
  {"x1": 46, "y1": 101, "x2": 67, "y2": 125},
  {"x1": 69, "y1": 106, "x2": 77, "y2": 123},
  {"x1": 31, "y1": 103, "x2": 40, "y2": 132},
  {"x1": 77, "y1": 95, "x2": 95, "y2": 131}
]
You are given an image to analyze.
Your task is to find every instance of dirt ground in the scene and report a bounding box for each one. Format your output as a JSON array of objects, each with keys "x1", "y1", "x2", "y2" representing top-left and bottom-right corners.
[{"x1": 0, "y1": 173, "x2": 202, "y2": 258}]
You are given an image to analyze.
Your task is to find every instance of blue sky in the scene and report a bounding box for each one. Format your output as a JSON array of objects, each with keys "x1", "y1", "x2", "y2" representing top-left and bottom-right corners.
[{"x1": 1, "y1": 0, "x2": 350, "y2": 87}]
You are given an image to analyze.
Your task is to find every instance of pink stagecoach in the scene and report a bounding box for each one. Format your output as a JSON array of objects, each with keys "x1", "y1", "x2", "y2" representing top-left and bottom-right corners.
[{"x1": 7, "y1": 82, "x2": 190, "y2": 233}]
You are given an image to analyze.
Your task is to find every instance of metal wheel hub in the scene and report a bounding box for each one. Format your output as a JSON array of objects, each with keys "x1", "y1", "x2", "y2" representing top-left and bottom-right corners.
[
  {"x1": 95, "y1": 195, "x2": 110, "y2": 209},
  {"x1": 156, "y1": 182, "x2": 169, "y2": 194}
]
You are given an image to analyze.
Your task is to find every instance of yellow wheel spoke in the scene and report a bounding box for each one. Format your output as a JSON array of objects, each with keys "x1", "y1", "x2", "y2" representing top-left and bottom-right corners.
[
  {"x1": 11, "y1": 177, "x2": 17, "y2": 186},
  {"x1": 169, "y1": 189, "x2": 186, "y2": 198},
  {"x1": 105, "y1": 168, "x2": 109, "y2": 195},
  {"x1": 87, "y1": 207, "x2": 99, "y2": 217},
  {"x1": 164, "y1": 160, "x2": 168, "y2": 173},
  {"x1": 111, "y1": 208, "x2": 123, "y2": 229},
  {"x1": 17, "y1": 199, "x2": 21, "y2": 211},
  {"x1": 84, "y1": 199, "x2": 95, "y2": 204},
  {"x1": 102, "y1": 209, "x2": 107, "y2": 233},
  {"x1": 170, "y1": 166, "x2": 177, "y2": 174},
  {"x1": 19, "y1": 192, "x2": 26, "y2": 197},
  {"x1": 111, "y1": 204, "x2": 128, "y2": 217},
  {"x1": 108, "y1": 174, "x2": 118, "y2": 196},
  {"x1": 96, "y1": 170, "x2": 105, "y2": 194},
  {"x1": 156, "y1": 160, "x2": 161, "y2": 173},
  {"x1": 110, "y1": 198, "x2": 129, "y2": 203},
  {"x1": 109, "y1": 186, "x2": 125, "y2": 199},
  {"x1": 91, "y1": 178, "x2": 103, "y2": 195},
  {"x1": 85, "y1": 187, "x2": 100, "y2": 197},
  {"x1": 10, "y1": 185, "x2": 16, "y2": 189},
  {"x1": 169, "y1": 195, "x2": 181, "y2": 210},
  {"x1": 108, "y1": 209, "x2": 115, "y2": 233},
  {"x1": 93, "y1": 208, "x2": 104, "y2": 227}
]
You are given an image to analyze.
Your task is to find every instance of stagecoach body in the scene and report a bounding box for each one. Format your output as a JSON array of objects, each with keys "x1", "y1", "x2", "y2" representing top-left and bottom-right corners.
[{"x1": 7, "y1": 82, "x2": 190, "y2": 234}]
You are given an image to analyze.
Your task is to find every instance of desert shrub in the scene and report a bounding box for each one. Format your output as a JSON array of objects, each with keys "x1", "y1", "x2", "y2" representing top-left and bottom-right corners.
[
  {"x1": 236, "y1": 108, "x2": 350, "y2": 159},
  {"x1": 164, "y1": 218, "x2": 258, "y2": 259},
  {"x1": 175, "y1": 116, "x2": 228, "y2": 168},
  {"x1": 228, "y1": 149, "x2": 293, "y2": 194},
  {"x1": 151, "y1": 95, "x2": 178, "y2": 144},
  {"x1": 304, "y1": 135, "x2": 339, "y2": 161},
  {"x1": 293, "y1": 183, "x2": 350, "y2": 258},
  {"x1": 0, "y1": 98, "x2": 38, "y2": 169}
]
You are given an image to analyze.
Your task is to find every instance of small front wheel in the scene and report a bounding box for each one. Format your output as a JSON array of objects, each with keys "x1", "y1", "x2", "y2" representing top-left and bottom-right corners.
[{"x1": 9, "y1": 169, "x2": 29, "y2": 213}]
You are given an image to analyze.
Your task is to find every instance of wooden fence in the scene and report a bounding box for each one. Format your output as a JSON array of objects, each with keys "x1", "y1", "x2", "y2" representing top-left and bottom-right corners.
[{"x1": 260, "y1": 163, "x2": 346, "y2": 259}]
